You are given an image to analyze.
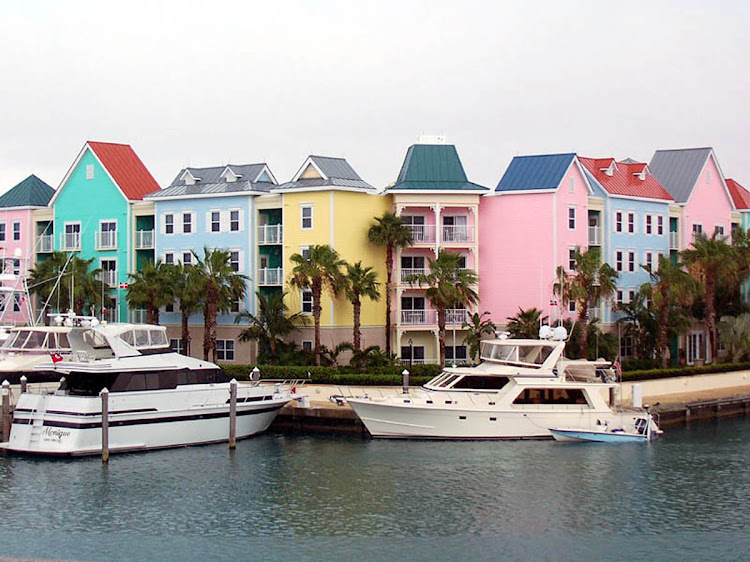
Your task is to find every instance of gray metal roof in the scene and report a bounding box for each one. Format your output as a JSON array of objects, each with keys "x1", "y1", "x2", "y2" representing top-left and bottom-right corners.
[
  {"x1": 147, "y1": 181, "x2": 275, "y2": 199},
  {"x1": 309, "y1": 156, "x2": 362, "y2": 180},
  {"x1": 276, "y1": 177, "x2": 374, "y2": 191},
  {"x1": 168, "y1": 164, "x2": 272, "y2": 187},
  {"x1": 648, "y1": 148, "x2": 712, "y2": 203}
]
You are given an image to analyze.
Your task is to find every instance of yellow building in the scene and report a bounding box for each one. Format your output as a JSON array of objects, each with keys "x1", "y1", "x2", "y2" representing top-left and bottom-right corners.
[{"x1": 273, "y1": 156, "x2": 391, "y2": 353}]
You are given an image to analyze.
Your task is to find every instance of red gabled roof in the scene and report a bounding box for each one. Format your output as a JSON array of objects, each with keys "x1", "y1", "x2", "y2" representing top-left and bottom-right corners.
[
  {"x1": 87, "y1": 141, "x2": 160, "y2": 200},
  {"x1": 726, "y1": 178, "x2": 750, "y2": 210},
  {"x1": 579, "y1": 157, "x2": 674, "y2": 201}
]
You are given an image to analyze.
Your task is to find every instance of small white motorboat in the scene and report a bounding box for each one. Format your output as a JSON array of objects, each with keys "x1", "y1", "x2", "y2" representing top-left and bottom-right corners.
[{"x1": 549, "y1": 414, "x2": 661, "y2": 443}]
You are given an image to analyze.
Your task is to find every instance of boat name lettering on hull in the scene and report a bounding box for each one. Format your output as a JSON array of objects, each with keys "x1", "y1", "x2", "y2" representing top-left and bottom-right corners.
[{"x1": 42, "y1": 427, "x2": 71, "y2": 442}]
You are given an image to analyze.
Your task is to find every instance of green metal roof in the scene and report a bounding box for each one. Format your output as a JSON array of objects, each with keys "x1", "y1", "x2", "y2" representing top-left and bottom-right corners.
[
  {"x1": 0, "y1": 174, "x2": 55, "y2": 208},
  {"x1": 389, "y1": 144, "x2": 488, "y2": 191}
]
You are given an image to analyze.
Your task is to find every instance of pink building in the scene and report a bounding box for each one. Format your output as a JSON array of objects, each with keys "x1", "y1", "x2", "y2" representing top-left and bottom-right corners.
[
  {"x1": 0, "y1": 175, "x2": 55, "y2": 325},
  {"x1": 479, "y1": 153, "x2": 592, "y2": 326}
]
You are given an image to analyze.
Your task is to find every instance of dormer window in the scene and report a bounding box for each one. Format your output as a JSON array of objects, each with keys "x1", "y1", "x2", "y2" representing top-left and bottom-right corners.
[
  {"x1": 180, "y1": 170, "x2": 201, "y2": 186},
  {"x1": 602, "y1": 161, "x2": 616, "y2": 177},
  {"x1": 220, "y1": 167, "x2": 243, "y2": 183}
]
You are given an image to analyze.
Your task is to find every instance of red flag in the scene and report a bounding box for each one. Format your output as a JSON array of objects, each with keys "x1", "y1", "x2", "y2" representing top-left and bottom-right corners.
[{"x1": 50, "y1": 352, "x2": 63, "y2": 363}]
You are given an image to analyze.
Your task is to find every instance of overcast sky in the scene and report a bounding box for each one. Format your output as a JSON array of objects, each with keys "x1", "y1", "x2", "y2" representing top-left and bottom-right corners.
[{"x1": 1, "y1": 1, "x2": 748, "y2": 194}]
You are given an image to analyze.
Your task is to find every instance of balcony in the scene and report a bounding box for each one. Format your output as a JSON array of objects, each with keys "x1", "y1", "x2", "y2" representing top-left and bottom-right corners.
[
  {"x1": 60, "y1": 233, "x2": 80, "y2": 251},
  {"x1": 258, "y1": 267, "x2": 283, "y2": 286},
  {"x1": 99, "y1": 270, "x2": 117, "y2": 287},
  {"x1": 669, "y1": 231, "x2": 679, "y2": 250},
  {"x1": 95, "y1": 230, "x2": 117, "y2": 250},
  {"x1": 401, "y1": 309, "x2": 436, "y2": 325},
  {"x1": 588, "y1": 226, "x2": 602, "y2": 245},
  {"x1": 132, "y1": 308, "x2": 147, "y2": 324},
  {"x1": 258, "y1": 224, "x2": 283, "y2": 245},
  {"x1": 37, "y1": 234, "x2": 54, "y2": 253},
  {"x1": 446, "y1": 309, "x2": 469, "y2": 325},
  {"x1": 135, "y1": 230, "x2": 154, "y2": 250},
  {"x1": 441, "y1": 226, "x2": 473, "y2": 244},
  {"x1": 408, "y1": 225, "x2": 436, "y2": 244},
  {"x1": 400, "y1": 268, "x2": 427, "y2": 283}
]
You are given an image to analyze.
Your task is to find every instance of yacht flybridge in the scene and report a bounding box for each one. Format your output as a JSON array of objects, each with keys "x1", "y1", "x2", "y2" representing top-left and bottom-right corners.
[
  {"x1": 346, "y1": 328, "x2": 660, "y2": 440},
  {"x1": 1, "y1": 323, "x2": 298, "y2": 455}
]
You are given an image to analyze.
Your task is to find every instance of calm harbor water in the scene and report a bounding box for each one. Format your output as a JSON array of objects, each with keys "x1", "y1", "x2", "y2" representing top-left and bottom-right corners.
[{"x1": 0, "y1": 418, "x2": 748, "y2": 561}]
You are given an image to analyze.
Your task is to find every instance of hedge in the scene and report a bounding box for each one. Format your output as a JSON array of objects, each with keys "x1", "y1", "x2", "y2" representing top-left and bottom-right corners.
[
  {"x1": 622, "y1": 362, "x2": 750, "y2": 382},
  {"x1": 218, "y1": 363, "x2": 442, "y2": 386}
]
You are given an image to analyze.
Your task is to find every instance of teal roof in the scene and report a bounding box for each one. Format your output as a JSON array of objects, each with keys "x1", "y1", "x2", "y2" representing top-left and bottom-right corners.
[
  {"x1": 0, "y1": 175, "x2": 55, "y2": 208},
  {"x1": 389, "y1": 144, "x2": 488, "y2": 191}
]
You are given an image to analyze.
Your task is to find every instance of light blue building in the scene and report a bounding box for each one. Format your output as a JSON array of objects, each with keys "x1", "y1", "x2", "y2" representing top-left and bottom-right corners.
[{"x1": 146, "y1": 163, "x2": 278, "y2": 361}]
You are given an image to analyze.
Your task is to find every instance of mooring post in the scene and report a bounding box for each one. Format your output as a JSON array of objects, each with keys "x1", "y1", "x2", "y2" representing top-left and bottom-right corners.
[
  {"x1": 100, "y1": 388, "x2": 109, "y2": 463},
  {"x1": 229, "y1": 379, "x2": 237, "y2": 449},
  {"x1": 1, "y1": 380, "x2": 10, "y2": 442},
  {"x1": 402, "y1": 369, "x2": 410, "y2": 394},
  {"x1": 20, "y1": 375, "x2": 27, "y2": 394}
]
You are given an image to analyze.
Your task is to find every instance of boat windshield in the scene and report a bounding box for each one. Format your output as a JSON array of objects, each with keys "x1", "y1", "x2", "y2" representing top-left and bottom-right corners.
[{"x1": 480, "y1": 342, "x2": 554, "y2": 367}]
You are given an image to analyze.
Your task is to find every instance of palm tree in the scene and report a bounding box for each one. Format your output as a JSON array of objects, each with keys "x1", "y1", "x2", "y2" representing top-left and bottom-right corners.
[
  {"x1": 718, "y1": 313, "x2": 750, "y2": 363},
  {"x1": 615, "y1": 290, "x2": 656, "y2": 361},
  {"x1": 192, "y1": 247, "x2": 248, "y2": 362},
  {"x1": 28, "y1": 251, "x2": 72, "y2": 322},
  {"x1": 682, "y1": 232, "x2": 735, "y2": 363},
  {"x1": 343, "y1": 261, "x2": 380, "y2": 351},
  {"x1": 555, "y1": 247, "x2": 618, "y2": 359},
  {"x1": 368, "y1": 211, "x2": 413, "y2": 355},
  {"x1": 409, "y1": 250, "x2": 478, "y2": 365},
  {"x1": 288, "y1": 244, "x2": 345, "y2": 366},
  {"x1": 29, "y1": 252, "x2": 104, "y2": 319},
  {"x1": 505, "y1": 307, "x2": 548, "y2": 340},
  {"x1": 235, "y1": 290, "x2": 305, "y2": 364},
  {"x1": 641, "y1": 256, "x2": 695, "y2": 368},
  {"x1": 462, "y1": 311, "x2": 497, "y2": 362},
  {"x1": 125, "y1": 260, "x2": 172, "y2": 324},
  {"x1": 166, "y1": 263, "x2": 204, "y2": 356}
]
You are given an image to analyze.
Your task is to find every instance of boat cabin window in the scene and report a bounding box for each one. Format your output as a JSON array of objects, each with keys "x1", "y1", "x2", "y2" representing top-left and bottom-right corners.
[
  {"x1": 120, "y1": 330, "x2": 136, "y2": 346},
  {"x1": 481, "y1": 343, "x2": 554, "y2": 367},
  {"x1": 513, "y1": 388, "x2": 589, "y2": 406},
  {"x1": 56, "y1": 333, "x2": 70, "y2": 349},
  {"x1": 452, "y1": 376, "x2": 511, "y2": 390},
  {"x1": 135, "y1": 329, "x2": 150, "y2": 347},
  {"x1": 21, "y1": 331, "x2": 46, "y2": 349}
]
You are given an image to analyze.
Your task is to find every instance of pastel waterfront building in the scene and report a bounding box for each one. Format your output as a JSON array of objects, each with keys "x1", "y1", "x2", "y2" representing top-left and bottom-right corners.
[
  {"x1": 274, "y1": 156, "x2": 389, "y2": 353},
  {"x1": 0, "y1": 175, "x2": 55, "y2": 324},
  {"x1": 50, "y1": 141, "x2": 160, "y2": 322},
  {"x1": 147, "y1": 163, "x2": 278, "y2": 362},
  {"x1": 386, "y1": 140, "x2": 488, "y2": 364},
  {"x1": 579, "y1": 158, "x2": 674, "y2": 326},
  {"x1": 727, "y1": 178, "x2": 750, "y2": 303},
  {"x1": 649, "y1": 147, "x2": 737, "y2": 364},
  {"x1": 480, "y1": 153, "x2": 592, "y2": 327}
]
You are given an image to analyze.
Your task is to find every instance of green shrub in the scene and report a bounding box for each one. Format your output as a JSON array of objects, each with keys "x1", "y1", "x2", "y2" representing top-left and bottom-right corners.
[
  {"x1": 622, "y1": 362, "x2": 750, "y2": 382},
  {"x1": 218, "y1": 363, "x2": 443, "y2": 386}
]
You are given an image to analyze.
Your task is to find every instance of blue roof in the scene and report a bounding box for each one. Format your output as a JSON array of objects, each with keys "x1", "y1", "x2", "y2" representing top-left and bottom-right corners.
[{"x1": 496, "y1": 153, "x2": 576, "y2": 192}]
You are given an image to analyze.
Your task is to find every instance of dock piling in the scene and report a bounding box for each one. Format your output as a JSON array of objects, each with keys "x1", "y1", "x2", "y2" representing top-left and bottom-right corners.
[
  {"x1": 229, "y1": 379, "x2": 237, "y2": 449},
  {"x1": 402, "y1": 370, "x2": 410, "y2": 394},
  {"x1": 20, "y1": 375, "x2": 27, "y2": 394},
  {"x1": 2, "y1": 380, "x2": 10, "y2": 442},
  {"x1": 100, "y1": 388, "x2": 109, "y2": 463}
]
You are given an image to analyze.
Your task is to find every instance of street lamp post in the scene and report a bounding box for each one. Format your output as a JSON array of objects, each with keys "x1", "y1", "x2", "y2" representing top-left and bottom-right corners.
[{"x1": 408, "y1": 338, "x2": 413, "y2": 368}]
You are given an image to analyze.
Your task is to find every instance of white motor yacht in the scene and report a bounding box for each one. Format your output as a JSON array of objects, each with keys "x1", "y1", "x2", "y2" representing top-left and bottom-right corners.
[
  {"x1": 0, "y1": 325, "x2": 74, "y2": 384},
  {"x1": 2, "y1": 322, "x2": 298, "y2": 455},
  {"x1": 346, "y1": 328, "x2": 660, "y2": 439}
]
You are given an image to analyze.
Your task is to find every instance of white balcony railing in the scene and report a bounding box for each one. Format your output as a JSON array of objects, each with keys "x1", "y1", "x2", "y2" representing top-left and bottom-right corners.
[
  {"x1": 588, "y1": 226, "x2": 602, "y2": 245},
  {"x1": 446, "y1": 309, "x2": 469, "y2": 325},
  {"x1": 408, "y1": 225, "x2": 436, "y2": 243},
  {"x1": 401, "y1": 309, "x2": 436, "y2": 325},
  {"x1": 441, "y1": 226, "x2": 473, "y2": 243},
  {"x1": 135, "y1": 230, "x2": 154, "y2": 250},
  {"x1": 96, "y1": 230, "x2": 117, "y2": 250},
  {"x1": 60, "y1": 233, "x2": 80, "y2": 251},
  {"x1": 99, "y1": 270, "x2": 117, "y2": 287},
  {"x1": 132, "y1": 308, "x2": 147, "y2": 324},
  {"x1": 37, "y1": 234, "x2": 54, "y2": 252},
  {"x1": 400, "y1": 268, "x2": 428, "y2": 282},
  {"x1": 258, "y1": 267, "x2": 283, "y2": 286},
  {"x1": 669, "y1": 231, "x2": 679, "y2": 249},
  {"x1": 258, "y1": 224, "x2": 283, "y2": 245}
]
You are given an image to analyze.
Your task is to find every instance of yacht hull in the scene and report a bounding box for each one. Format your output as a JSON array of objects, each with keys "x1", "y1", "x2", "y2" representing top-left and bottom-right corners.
[
  {"x1": 2, "y1": 383, "x2": 292, "y2": 455},
  {"x1": 347, "y1": 399, "x2": 625, "y2": 439}
]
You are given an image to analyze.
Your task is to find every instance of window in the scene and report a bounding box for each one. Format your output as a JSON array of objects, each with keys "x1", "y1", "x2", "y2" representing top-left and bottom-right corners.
[
  {"x1": 645, "y1": 252, "x2": 653, "y2": 270},
  {"x1": 615, "y1": 212, "x2": 623, "y2": 233},
  {"x1": 401, "y1": 345, "x2": 425, "y2": 364},
  {"x1": 302, "y1": 341, "x2": 313, "y2": 351},
  {"x1": 300, "y1": 245, "x2": 310, "y2": 259},
  {"x1": 0, "y1": 223, "x2": 5, "y2": 242},
  {"x1": 402, "y1": 215, "x2": 426, "y2": 242},
  {"x1": 217, "y1": 340, "x2": 235, "y2": 361},
  {"x1": 12, "y1": 221, "x2": 21, "y2": 241},
  {"x1": 86, "y1": 164, "x2": 94, "y2": 180},
  {"x1": 164, "y1": 252, "x2": 174, "y2": 265},
  {"x1": 628, "y1": 289, "x2": 636, "y2": 303},
  {"x1": 616, "y1": 251, "x2": 623, "y2": 272},
  {"x1": 63, "y1": 223, "x2": 81, "y2": 250},
  {"x1": 628, "y1": 251, "x2": 636, "y2": 272},
  {"x1": 715, "y1": 225, "x2": 725, "y2": 236},
  {"x1": 229, "y1": 250, "x2": 240, "y2": 272},
  {"x1": 620, "y1": 336, "x2": 634, "y2": 358},
  {"x1": 628, "y1": 212, "x2": 635, "y2": 233},
  {"x1": 616, "y1": 290, "x2": 623, "y2": 304},
  {"x1": 645, "y1": 215, "x2": 652, "y2": 235},
  {"x1": 170, "y1": 338, "x2": 184, "y2": 354},
  {"x1": 99, "y1": 220, "x2": 116, "y2": 248},
  {"x1": 445, "y1": 345, "x2": 468, "y2": 363},
  {"x1": 568, "y1": 177, "x2": 575, "y2": 193},
  {"x1": 302, "y1": 290, "x2": 313, "y2": 314},
  {"x1": 568, "y1": 248, "x2": 576, "y2": 271},
  {"x1": 165, "y1": 214, "x2": 174, "y2": 235},
  {"x1": 182, "y1": 213, "x2": 192, "y2": 234},
  {"x1": 569, "y1": 300, "x2": 576, "y2": 314},
  {"x1": 230, "y1": 210, "x2": 240, "y2": 232},
  {"x1": 568, "y1": 207, "x2": 576, "y2": 230},
  {"x1": 182, "y1": 252, "x2": 192, "y2": 266},
  {"x1": 693, "y1": 224, "x2": 703, "y2": 241},
  {"x1": 101, "y1": 259, "x2": 117, "y2": 287},
  {"x1": 166, "y1": 301, "x2": 175, "y2": 313},
  {"x1": 211, "y1": 211, "x2": 220, "y2": 232},
  {"x1": 13, "y1": 293, "x2": 21, "y2": 313},
  {"x1": 230, "y1": 298, "x2": 242, "y2": 313},
  {"x1": 12, "y1": 259, "x2": 20, "y2": 275},
  {"x1": 301, "y1": 204, "x2": 313, "y2": 230},
  {"x1": 657, "y1": 215, "x2": 664, "y2": 236}
]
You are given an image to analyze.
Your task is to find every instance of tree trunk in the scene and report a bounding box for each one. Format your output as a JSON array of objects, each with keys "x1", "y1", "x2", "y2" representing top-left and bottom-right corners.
[
  {"x1": 147, "y1": 304, "x2": 159, "y2": 325},
  {"x1": 204, "y1": 285, "x2": 218, "y2": 361},
  {"x1": 437, "y1": 307, "x2": 446, "y2": 366},
  {"x1": 353, "y1": 297, "x2": 362, "y2": 351},
  {"x1": 384, "y1": 245, "x2": 393, "y2": 355},
  {"x1": 313, "y1": 283, "x2": 322, "y2": 366},
  {"x1": 658, "y1": 304, "x2": 669, "y2": 369},
  {"x1": 705, "y1": 274, "x2": 716, "y2": 363},
  {"x1": 181, "y1": 310, "x2": 190, "y2": 356},
  {"x1": 579, "y1": 302, "x2": 589, "y2": 359}
]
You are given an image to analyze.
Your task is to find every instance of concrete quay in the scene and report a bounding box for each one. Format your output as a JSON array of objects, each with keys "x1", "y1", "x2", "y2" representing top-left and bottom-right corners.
[{"x1": 273, "y1": 373, "x2": 750, "y2": 436}]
